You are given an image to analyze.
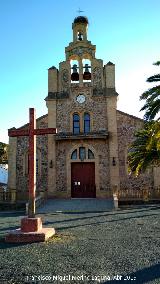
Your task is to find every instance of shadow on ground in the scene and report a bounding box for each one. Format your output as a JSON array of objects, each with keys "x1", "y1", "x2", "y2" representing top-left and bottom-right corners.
[
  {"x1": 102, "y1": 263, "x2": 160, "y2": 283},
  {"x1": 43, "y1": 209, "x2": 160, "y2": 231}
]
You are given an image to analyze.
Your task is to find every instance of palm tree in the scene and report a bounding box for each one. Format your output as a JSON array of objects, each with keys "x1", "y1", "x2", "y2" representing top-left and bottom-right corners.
[
  {"x1": 128, "y1": 61, "x2": 160, "y2": 174},
  {"x1": 140, "y1": 61, "x2": 160, "y2": 120},
  {"x1": 128, "y1": 121, "x2": 160, "y2": 175}
]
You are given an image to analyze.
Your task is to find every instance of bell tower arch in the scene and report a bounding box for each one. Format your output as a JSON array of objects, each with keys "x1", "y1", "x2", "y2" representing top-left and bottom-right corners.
[{"x1": 72, "y1": 16, "x2": 88, "y2": 42}]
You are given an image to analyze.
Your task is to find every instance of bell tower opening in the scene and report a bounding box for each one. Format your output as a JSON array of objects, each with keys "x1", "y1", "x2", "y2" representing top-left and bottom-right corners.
[
  {"x1": 77, "y1": 31, "x2": 83, "y2": 41},
  {"x1": 72, "y1": 16, "x2": 88, "y2": 42},
  {"x1": 82, "y1": 59, "x2": 91, "y2": 82},
  {"x1": 70, "y1": 59, "x2": 79, "y2": 83}
]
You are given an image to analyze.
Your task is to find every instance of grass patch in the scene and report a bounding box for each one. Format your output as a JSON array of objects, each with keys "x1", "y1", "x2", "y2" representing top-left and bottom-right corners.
[{"x1": 46, "y1": 233, "x2": 75, "y2": 243}]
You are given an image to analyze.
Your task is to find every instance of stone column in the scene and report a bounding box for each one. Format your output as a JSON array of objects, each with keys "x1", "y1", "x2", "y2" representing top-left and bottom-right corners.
[
  {"x1": 104, "y1": 62, "x2": 115, "y2": 88},
  {"x1": 79, "y1": 59, "x2": 83, "y2": 87},
  {"x1": 8, "y1": 135, "x2": 17, "y2": 192},
  {"x1": 48, "y1": 67, "x2": 58, "y2": 93},
  {"x1": 46, "y1": 100, "x2": 56, "y2": 197}
]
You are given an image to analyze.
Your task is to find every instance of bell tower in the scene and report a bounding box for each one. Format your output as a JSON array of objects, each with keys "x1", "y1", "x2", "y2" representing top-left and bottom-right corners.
[
  {"x1": 46, "y1": 16, "x2": 120, "y2": 198},
  {"x1": 62, "y1": 16, "x2": 97, "y2": 88}
]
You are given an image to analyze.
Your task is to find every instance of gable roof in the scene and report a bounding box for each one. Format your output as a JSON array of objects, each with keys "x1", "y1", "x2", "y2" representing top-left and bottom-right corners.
[
  {"x1": 18, "y1": 114, "x2": 48, "y2": 130},
  {"x1": 117, "y1": 110, "x2": 144, "y2": 122}
]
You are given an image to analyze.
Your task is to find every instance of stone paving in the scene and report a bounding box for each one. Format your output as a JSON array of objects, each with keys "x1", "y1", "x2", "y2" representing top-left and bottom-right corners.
[
  {"x1": 37, "y1": 198, "x2": 114, "y2": 214},
  {"x1": 0, "y1": 204, "x2": 160, "y2": 283}
]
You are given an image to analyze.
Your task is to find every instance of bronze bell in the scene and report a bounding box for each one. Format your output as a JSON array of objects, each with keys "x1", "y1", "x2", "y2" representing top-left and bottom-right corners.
[
  {"x1": 78, "y1": 32, "x2": 83, "y2": 41},
  {"x1": 83, "y1": 64, "x2": 91, "y2": 80},
  {"x1": 71, "y1": 64, "x2": 79, "y2": 81}
]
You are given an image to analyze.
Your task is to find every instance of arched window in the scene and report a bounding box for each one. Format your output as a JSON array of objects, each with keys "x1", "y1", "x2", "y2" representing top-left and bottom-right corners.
[
  {"x1": 88, "y1": 149, "x2": 94, "y2": 159},
  {"x1": 71, "y1": 147, "x2": 94, "y2": 161},
  {"x1": 84, "y1": 113, "x2": 90, "y2": 133},
  {"x1": 71, "y1": 149, "x2": 77, "y2": 160},
  {"x1": 79, "y1": 147, "x2": 86, "y2": 160},
  {"x1": 73, "y1": 113, "x2": 80, "y2": 134}
]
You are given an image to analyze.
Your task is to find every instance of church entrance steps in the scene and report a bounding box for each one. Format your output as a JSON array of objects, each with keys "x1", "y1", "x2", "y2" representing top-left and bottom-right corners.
[{"x1": 37, "y1": 198, "x2": 114, "y2": 214}]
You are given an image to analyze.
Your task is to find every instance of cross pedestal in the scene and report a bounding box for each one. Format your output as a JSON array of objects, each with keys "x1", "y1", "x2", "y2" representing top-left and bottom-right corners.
[
  {"x1": 5, "y1": 217, "x2": 55, "y2": 243},
  {"x1": 5, "y1": 108, "x2": 56, "y2": 243}
]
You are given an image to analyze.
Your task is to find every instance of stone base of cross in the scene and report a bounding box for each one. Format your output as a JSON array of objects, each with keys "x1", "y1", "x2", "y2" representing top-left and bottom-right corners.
[{"x1": 5, "y1": 108, "x2": 56, "y2": 243}]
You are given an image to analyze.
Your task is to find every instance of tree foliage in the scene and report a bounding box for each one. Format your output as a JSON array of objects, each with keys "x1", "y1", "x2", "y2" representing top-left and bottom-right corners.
[
  {"x1": 140, "y1": 61, "x2": 160, "y2": 121},
  {"x1": 0, "y1": 142, "x2": 8, "y2": 164},
  {"x1": 128, "y1": 61, "x2": 160, "y2": 175},
  {"x1": 128, "y1": 122, "x2": 160, "y2": 175}
]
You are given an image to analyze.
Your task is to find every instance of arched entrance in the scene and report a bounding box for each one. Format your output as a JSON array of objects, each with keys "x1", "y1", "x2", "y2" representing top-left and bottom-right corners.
[{"x1": 71, "y1": 147, "x2": 96, "y2": 198}]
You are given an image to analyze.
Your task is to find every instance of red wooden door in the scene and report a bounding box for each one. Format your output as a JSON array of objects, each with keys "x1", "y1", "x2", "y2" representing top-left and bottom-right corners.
[{"x1": 71, "y1": 163, "x2": 96, "y2": 198}]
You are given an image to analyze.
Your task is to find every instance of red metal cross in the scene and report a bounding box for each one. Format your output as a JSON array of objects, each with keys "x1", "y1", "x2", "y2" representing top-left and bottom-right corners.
[{"x1": 8, "y1": 108, "x2": 56, "y2": 218}]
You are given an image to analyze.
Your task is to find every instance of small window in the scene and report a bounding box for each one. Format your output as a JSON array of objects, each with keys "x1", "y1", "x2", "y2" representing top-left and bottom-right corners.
[
  {"x1": 88, "y1": 149, "x2": 94, "y2": 159},
  {"x1": 73, "y1": 113, "x2": 80, "y2": 134},
  {"x1": 84, "y1": 113, "x2": 90, "y2": 133},
  {"x1": 71, "y1": 149, "x2": 77, "y2": 160},
  {"x1": 79, "y1": 147, "x2": 86, "y2": 160}
]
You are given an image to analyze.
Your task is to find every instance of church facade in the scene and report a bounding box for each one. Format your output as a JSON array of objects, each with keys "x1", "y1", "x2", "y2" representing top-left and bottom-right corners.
[{"x1": 8, "y1": 16, "x2": 157, "y2": 201}]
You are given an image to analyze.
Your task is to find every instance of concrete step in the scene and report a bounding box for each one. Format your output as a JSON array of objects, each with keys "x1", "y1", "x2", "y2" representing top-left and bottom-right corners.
[{"x1": 37, "y1": 198, "x2": 114, "y2": 213}]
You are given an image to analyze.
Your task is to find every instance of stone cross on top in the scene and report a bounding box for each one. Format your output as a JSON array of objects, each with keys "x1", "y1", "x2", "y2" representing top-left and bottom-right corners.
[
  {"x1": 8, "y1": 108, "x2": 56, "y2": 218},
  {"x1": 77, "y1": 8, "x2": 84, "y2": 14}
]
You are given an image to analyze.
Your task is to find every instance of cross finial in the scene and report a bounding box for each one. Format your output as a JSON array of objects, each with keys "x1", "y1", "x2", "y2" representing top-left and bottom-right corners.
[{"x1": 77, "y1": 8, "x2": 84, "y2": 14}]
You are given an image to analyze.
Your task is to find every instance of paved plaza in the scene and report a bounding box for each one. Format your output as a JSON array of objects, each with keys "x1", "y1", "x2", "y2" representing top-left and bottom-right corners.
[{"x1": 0, "y1": 202, "x2": 160, "y2": 283}]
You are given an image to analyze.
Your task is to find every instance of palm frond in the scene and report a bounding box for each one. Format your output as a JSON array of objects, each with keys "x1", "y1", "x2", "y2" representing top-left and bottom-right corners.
[
  {"x1": 147, "y1": 74, "x2": 160, "y2": 83},
  {"x1": 140, "y1": 86, "x2": 160, "y2": 101},
  {"x1": 143, "y1": 99, "x2": 160, "y2": 120},
  {"x1": 153, "y1": 61, "x2": 160, "y2": 66},
  {"x1": 128, "y1": 122, "x2": 160, "y2": 175},
  {"x1": 140, "y1": 61, "x2": 160, "y2": 120}
]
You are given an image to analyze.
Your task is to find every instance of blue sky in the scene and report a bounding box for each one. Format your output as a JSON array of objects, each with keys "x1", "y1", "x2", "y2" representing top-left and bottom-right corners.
[{"x1": 0, "y1": 0, "x2": 160, "y2": 143}]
